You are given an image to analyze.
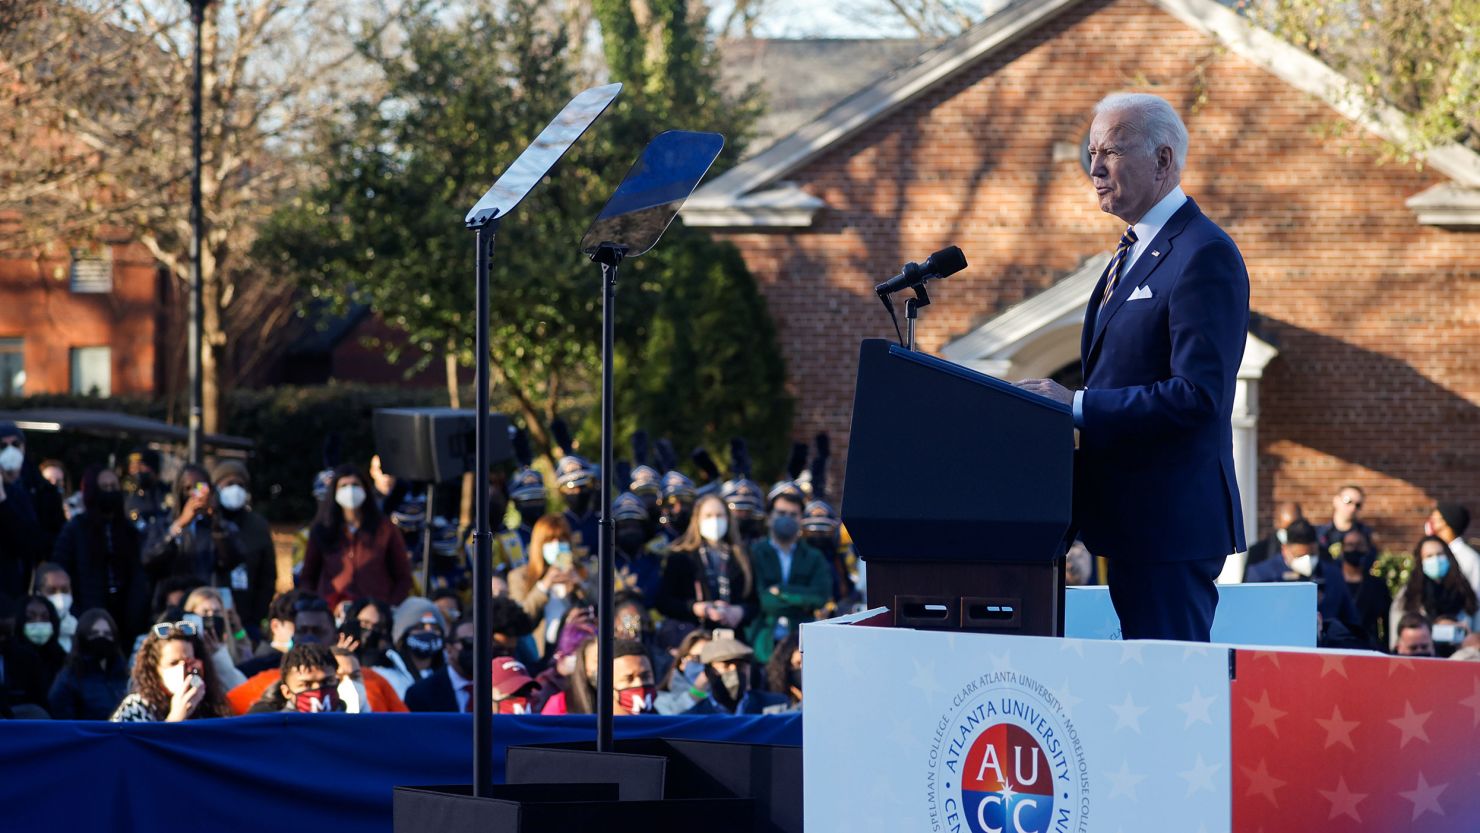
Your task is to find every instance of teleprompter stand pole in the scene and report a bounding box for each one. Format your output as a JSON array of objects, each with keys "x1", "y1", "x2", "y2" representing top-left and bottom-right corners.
[
  {"x1": 591, "y1": 243, "x2": 627, "y2": 754},
  {"x1": 470, "y1": 218, "x2": 498, "y2": 797}
]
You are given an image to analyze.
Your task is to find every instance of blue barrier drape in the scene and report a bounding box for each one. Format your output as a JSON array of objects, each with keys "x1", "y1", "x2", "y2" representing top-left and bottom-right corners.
[{"x1": 0, "y1": 713, "x2": 801, "y2": 832}]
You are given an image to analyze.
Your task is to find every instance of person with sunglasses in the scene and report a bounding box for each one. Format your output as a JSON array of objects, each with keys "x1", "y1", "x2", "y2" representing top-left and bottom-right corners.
[
  {"x1": 110, "y1": 617, "x2": 231, "y2": 722},
  {"x1": 1317, "y1": 484, "x2": 1376, "y2": 563}
]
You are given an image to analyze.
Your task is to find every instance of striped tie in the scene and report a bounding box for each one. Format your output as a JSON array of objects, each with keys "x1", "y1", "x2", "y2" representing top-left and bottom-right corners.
[{"x1": 1098, "y1": 226, "x2": 1138, "y2": 309}]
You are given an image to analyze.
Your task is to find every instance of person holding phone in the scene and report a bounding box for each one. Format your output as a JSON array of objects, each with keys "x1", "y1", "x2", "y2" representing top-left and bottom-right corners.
[
  {"x1": 509, "y1": 515, "x2": 588, "y2": 656},
  {"x1": 141, "y1": 466, "x2": 226, "y2": 588},
  {"x1": 183, "y1": 587, "x2": 247, "y2": 689},
  {"x1": 110, "y1": 618, "x2": 231, "y2": 722}
]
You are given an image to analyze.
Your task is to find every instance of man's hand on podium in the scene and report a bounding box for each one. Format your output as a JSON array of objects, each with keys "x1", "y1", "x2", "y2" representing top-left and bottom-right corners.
[{"x1": 1014, "y1": 378, "x2": 1074, "y2": 406}]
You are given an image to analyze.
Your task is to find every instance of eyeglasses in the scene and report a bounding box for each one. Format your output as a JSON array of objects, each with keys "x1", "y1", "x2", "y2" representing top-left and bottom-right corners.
[
  {"x1": 151, "y1": 620, "x2": 199, "y2": 639},
  {"x1": 1340, "y1": 496, "x2": 1363, "y2": 508}
]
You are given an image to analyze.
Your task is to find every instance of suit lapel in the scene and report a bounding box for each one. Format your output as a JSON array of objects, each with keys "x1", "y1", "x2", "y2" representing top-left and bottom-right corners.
[{"x1": 1086, "y1": 198, "x2": 1202, "y2": 363}]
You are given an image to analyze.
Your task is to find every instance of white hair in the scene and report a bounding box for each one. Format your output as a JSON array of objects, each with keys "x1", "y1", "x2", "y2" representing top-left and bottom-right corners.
[{"x1": 1094, "y1": 93, "x2": 1188, "y2": 171}]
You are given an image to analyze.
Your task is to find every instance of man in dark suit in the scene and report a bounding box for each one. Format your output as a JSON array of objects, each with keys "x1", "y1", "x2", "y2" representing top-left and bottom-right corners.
[
  {"x1": 1018, "y1": 93, "x2": 1249, "y2": 641},
  {"x1": 404, "y1": 619, "x2": 475, "y2": 712}
]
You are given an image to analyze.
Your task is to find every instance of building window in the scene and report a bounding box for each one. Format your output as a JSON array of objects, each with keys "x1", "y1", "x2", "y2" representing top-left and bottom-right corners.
[
  {"x1": 69, "y1": 246, "x2": 113, "y2": 293},
  {"x1": 0, "y1": 338, "x2": 23, "y2": 396},
  {"x1": 70, "y1": 346, "x2": 111, "y2": 397}
]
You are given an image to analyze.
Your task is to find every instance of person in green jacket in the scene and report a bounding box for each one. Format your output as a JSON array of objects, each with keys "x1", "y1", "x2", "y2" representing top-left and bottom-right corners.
[{"x1": 747, "y1": 491, "x2": 832, "y2": 662}]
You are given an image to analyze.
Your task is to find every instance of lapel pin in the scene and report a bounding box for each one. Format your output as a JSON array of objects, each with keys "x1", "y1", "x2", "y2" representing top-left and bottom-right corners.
[{"x1": 1151, "y1": 250, "x2": 1160, "y2": 257}]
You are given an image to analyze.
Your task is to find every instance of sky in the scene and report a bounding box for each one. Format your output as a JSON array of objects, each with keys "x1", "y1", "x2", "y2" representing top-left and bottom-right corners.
[{"x1": 707, "y1": 0, "x2": 910, "y2": 38}]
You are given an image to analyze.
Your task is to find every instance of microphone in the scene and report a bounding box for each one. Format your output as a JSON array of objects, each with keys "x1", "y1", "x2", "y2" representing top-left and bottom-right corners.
[{"x1": 874, "y1": 246, "x2": 967, "y2": 296}]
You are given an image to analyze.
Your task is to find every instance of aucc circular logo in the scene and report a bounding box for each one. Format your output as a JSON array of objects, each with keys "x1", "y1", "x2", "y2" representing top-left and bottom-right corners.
[{"x1": 926, "y1": 671, "x2": 1089, "y2": 833}]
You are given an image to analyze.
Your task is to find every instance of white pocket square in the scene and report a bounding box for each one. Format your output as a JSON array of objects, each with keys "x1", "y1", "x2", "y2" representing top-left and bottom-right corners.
[{"x1": 1128, "y1": 285, "x2": 1153, "y2": 301}]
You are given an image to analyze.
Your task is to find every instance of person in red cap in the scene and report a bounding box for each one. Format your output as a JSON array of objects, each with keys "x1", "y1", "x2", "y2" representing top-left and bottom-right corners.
[{"x1": 491, "y1": 657, "x2": 538, "y2": 714}]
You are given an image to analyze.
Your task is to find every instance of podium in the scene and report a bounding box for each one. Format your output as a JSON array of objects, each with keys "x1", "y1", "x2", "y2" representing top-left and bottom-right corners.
[{"x1": 842, "y1": 339, "x2": 1074, "y2": 634}]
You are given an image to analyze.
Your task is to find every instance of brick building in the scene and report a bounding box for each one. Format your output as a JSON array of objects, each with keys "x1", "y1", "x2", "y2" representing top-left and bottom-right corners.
[
  {"x1": 684, "y1": 0, "x2": 1480, "y2": 551},
  {"x1": 0, "y1": 239, "x2": 164, "y2": 397}
]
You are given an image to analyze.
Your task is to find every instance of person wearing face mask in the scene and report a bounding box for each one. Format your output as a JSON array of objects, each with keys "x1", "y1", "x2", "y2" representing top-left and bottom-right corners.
[
  {"x1": 555, "y1": 457, "x2": 599, "y2": 559},
  {"x1": 687, "y1": 633, "x2": 787, "y2": 716},
  {"x1": 509, "y1": 467, "x2": 548, "y2": 551},
  {"x1": 299, "y1": 464, "x2": 413, "y2": 608},
  {"x1": 657, "y1": 494, "x2": 755, "y2": 631},
  {"x1": 610, "y1": 492, "x2": 664, "y2": 604},
  {"x1": 0, "y1": 422, "x2": 64, "y2": 599},
  {"x1": 1244, "y1": 519, "x2": 1359, "y2": 632},
  {"x1": 1336, "y1": 529, "x2": 1390, "y2": 648},
  {"x1": 52, "y1": 466, "x2": 149, "y2": 642},
  {"x1": 655, "y1": 627, "x2": 711, "y2": 715},
  {"x1": 123, "y1": 447, "x2": 170, "y2": 536},
  {"x1": 343, "y1": 597, "x2": 416, "y2": 697},
  {"x1": 392, "y1": 596, "x2": 450, "y2": 681},
  {"x1": 20, "y1": 594, "x2": 66, "y2": 698},
  {"x1": 111, "y1": 617, "x2": 231, "y2": 721},
  {"x1": 746, "y1": 492, "x2": 832, "y2": 663},
  {"x1": 1425, "y1": 502, "x2": 1480, "y2": 597},
  {"x1": 48, "y1": 608, "x2": 130, "y2": 720},
  {"x1": 404, "y1": 619, "x2": 477, "y2": 712},
  {"x1": 207, "y1": 460, "x2": 276, "y2": 642},
  {"x1": 247, "y1": 642, "x2": 363, "y2": 714},
  {"x1": 658, "y1": 470, "x2": 697, "y2": 548},
  {"x1": 142, "y1": 464, "x2": 230, "y2": 588},
  {"x1": 1244, "y1": 502, "x2": 1304, "y2": 575},
  {"x1": 0, "y1": 591, "x2": 48, "y2": 717},
  {"x1": 32, "y1": 562, "x2": 77, "y2": 652},
  {"x1": 509, "y1": 515, "x2": 588, "y2": 656},
  {"x1": 1389, "y1": 535, "x2": 1479, "y2": 651}
]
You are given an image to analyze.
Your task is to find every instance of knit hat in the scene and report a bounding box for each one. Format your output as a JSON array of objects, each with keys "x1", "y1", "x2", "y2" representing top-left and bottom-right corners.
[
  {"x1": 1438, "y1": 502, "x2": 1471, "y2": 537},
  {"x1": 392, "y1": 597, "x2": 447, "y2": 643},
  {"x1": 211, "y1": 459, "x2": 249, "y2": 486}
]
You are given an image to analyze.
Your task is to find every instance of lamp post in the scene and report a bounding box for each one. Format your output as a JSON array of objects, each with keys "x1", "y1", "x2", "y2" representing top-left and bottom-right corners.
[{"x1": 186, "y1": 0, "x2": 209, "y2": 464}]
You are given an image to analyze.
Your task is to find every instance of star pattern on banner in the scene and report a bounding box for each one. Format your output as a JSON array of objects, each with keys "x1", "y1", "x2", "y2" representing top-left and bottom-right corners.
[
  {"x1": 1050, "y1": 678, "x2": 1083, "y2": 720},
  {"x1": 1104, "y1": 759, "x2": 1146, "y2": 801},
  {"x1": 1245, "y1": 690, "x2": 1287, "y2": 737},
  {"x1": 1109, "y1": 692, "x2": 1148, "y2": 734},
  {"x1": 1233, "y1": 648, "x2": 1480, "y2": 831},
  {"x1": 1399, "y1": 772, "x2": 1446, "y2": 821},
  {"x1": 1388, "y1": 701, "x2": 1432, "y2": 748},
  {"x1": 1318, "y1": 776, "x2": 1367, "y2": 822},
  {"x1": 1178, "y1": 754, "x2": 1220, "y2": 797},
  {"x1": 1176, "y1": 686, "x2": 1215, "y2": 729},
  {"x1": 1119, "y1": 643, "x2": 1144, "y2": 666},
  {"x1": 1314, "y1": 705, "x2": 1360, "y2": 752},
  {"x1": 909, "y1": 658, "x2": 944, "y2": 700}
]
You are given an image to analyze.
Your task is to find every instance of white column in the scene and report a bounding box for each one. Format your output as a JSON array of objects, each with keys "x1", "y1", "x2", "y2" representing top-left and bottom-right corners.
[{"x1": 1231, "y1": 375, "x2": 1260, "y2": 546}]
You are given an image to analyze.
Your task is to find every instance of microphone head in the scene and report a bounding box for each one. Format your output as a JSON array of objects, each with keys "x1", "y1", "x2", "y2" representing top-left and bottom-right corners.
[{"x1": 922, "y1": 245, "x2": 967, "y2": 279}]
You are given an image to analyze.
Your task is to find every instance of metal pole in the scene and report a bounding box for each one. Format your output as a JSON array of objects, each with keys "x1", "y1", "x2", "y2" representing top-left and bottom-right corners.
[
  {"x1": 187, "y1": 0, "x2": 207, "y2": 464},
  {"x1": 596, "y1": 253, "x2": 619, "y2": 752},
  {"x1": 472, "y1": 224, "x2": 496, "y2": 797},
  {"x1": 421, "y1": 486, "x2": 435, "y2": 594}
]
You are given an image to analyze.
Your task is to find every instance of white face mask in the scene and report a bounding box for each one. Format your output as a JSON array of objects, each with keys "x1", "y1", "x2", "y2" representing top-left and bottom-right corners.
[
  {"x1": 1290, "y1": 554, "x2": 1315, "y2": 577},
  {"x1": 699, "y1": 516, "x2": 728, "y2": 543},
  {"x1": 160, "y1": 663, "x2": 190, "y2": 696},
  {"x1": 218, "y1": 484, "x2": 249, "y2": 511},
  {"x1": 0, "y1": 445, "x2": 23, "y2": 473},
  {"x1": 47, "y1": 592, "x2": 72, "y2": 618},
  {"x1": 542, "y1": 540, "x2": 572, "y2": 565},
  {"x1": 335, "y1": 484, "x2": 366, "y2": 511}
]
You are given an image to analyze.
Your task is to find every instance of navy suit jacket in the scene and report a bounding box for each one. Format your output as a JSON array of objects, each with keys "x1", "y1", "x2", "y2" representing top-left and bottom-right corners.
[
  {"x1": 1074, "y1": 197, "x2": 1249, "y2": 563},
  {"x1": 403, "y1": 667, "x2": 459, "y2": 713}
]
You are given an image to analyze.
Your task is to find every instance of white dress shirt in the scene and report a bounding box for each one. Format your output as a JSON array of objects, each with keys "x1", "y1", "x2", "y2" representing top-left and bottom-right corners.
[
  {"x1": 1073, "y1": 186, "x2": 1189, "y2": 427},
  {"x1": 447, "y1": 663, "x2": 473, "y2": 713}
]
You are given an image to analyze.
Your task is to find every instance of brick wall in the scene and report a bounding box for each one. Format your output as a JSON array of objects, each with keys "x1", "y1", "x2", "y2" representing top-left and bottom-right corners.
[
  {"x1": 0, "y1": 241, "x2": 159, "y2": 395},
  {"x1": 712, "y1": 0, "x2": 1480, "y2": 551}
]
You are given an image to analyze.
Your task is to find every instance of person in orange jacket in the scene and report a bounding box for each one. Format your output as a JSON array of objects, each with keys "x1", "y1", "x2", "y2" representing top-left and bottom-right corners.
[{"x1": 228, "y1": 645, "x2": 407, "y2": 714}]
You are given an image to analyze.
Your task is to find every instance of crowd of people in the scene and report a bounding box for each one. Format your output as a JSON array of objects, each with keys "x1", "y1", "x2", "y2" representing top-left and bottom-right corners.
[
  {"x1": 3, "y1": 410, "x2": 1475, "y2": 721},
  {"x1": 0, "y1": 419, "x2": 848, "y2": 719},
  {"x1": 1224, "y1": 484, "x2": 1480, "y2": 657}
]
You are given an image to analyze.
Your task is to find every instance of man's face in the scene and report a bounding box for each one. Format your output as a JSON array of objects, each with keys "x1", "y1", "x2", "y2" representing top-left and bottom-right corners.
[
  {"x1": 40, "y1": 570, "x2": 70, "y2": 597},
  {"x1": 1397, "y1": 626, "x2": 1435, "y2": 657},
  {"x1": 1088, "y1": 110, "x2": 1171, "y2": 224},
  {"x1": 1281, "y1": 542, "x2": 1314, "y2": 567},
  {"x1": 293, "y1": 611, "x2": 334, "y2": 645},
  {"x1": 445, "y1": 621, "x2": 476, "y2": 668},
  {"x1": 280, "y1": 664, "x2": 334, "y2": 703},
  {"x1": 1332, "y1": 489, "x2": 1362, "y2": 525},
  {"x1": 0, "y1": 434, "x2": 23, "y2": 481},
  {"x1": 435, "y1": 595, "x2": 462, "y2": 625},
  {"x1": 612, "y1": 654, "x2": 655, "y2": 716}
]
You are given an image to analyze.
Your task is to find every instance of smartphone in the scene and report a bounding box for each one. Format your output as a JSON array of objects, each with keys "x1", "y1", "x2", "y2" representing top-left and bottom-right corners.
[
  {"x1": 713, "y1": 628, "x2": 736, "y2": 642},
  {"x1": 215, "y1": 587, "x2": 235, "y2": 610},
  {"x1": 183, "y1": 657, "x2": 205, "y2": 687},
  {"x1": 183, "y1": 612, "x2": 205, "y2": 634},
  {"x1": 193, "y1": 482, "x2": 210, "y2": 498},
  {"x1": 1433, "y1": 623, "x2": 1466, "y2": 644},
  {"x1": 556, "y1": 550, "x2": 575, "y2": 571}
]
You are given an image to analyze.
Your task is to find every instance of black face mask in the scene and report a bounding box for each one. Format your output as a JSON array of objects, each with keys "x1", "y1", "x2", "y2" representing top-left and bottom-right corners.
[
  {"x1": 738, "y1": 518, "x2": 765, "y2": 540},
  {"x1": 517, "y1": 502, "x2": 546, "y2": 528},
  {"x1": 454, "y1": 637, "x2": 476, "y2": 678},
  {"x1": 616, "y1": 529, "x2": 648, "y2": 553},
  {"x1": 566, "y1": 490, "x2": 594, "y2": 516},
  {"x1": 663, "y1": 506, "x2": 692, "y2": 535},
  {"x1": 96, "y1": 491, "x2": 124, "y2": 518},
  {"x1": 1342, "y1": 550, "x2": 1367, "y2": 567},
  {"x1": 83, "y1": 635, "x2": 116, "y2": 659},
  {"x1": 403, "y1": 630, "x2": 444, "y2": 658},
  {"x1": 489, "y1": 497, "x2": 508, "y2": 526},
  {"x1": 202, "y1": 615, "x2": 226, "y2": 640},
  {"x1": 805, "y1": 535, "x2": 836, "y2": 554}
]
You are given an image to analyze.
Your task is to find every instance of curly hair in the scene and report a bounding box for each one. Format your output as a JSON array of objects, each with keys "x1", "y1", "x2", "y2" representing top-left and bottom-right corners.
[
  {"x1": 129, "y1": 631, "x2": 232, "y2": 720},
  {"x1": 765, "y1": 633, "x2": 801, "y2": 704}
]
